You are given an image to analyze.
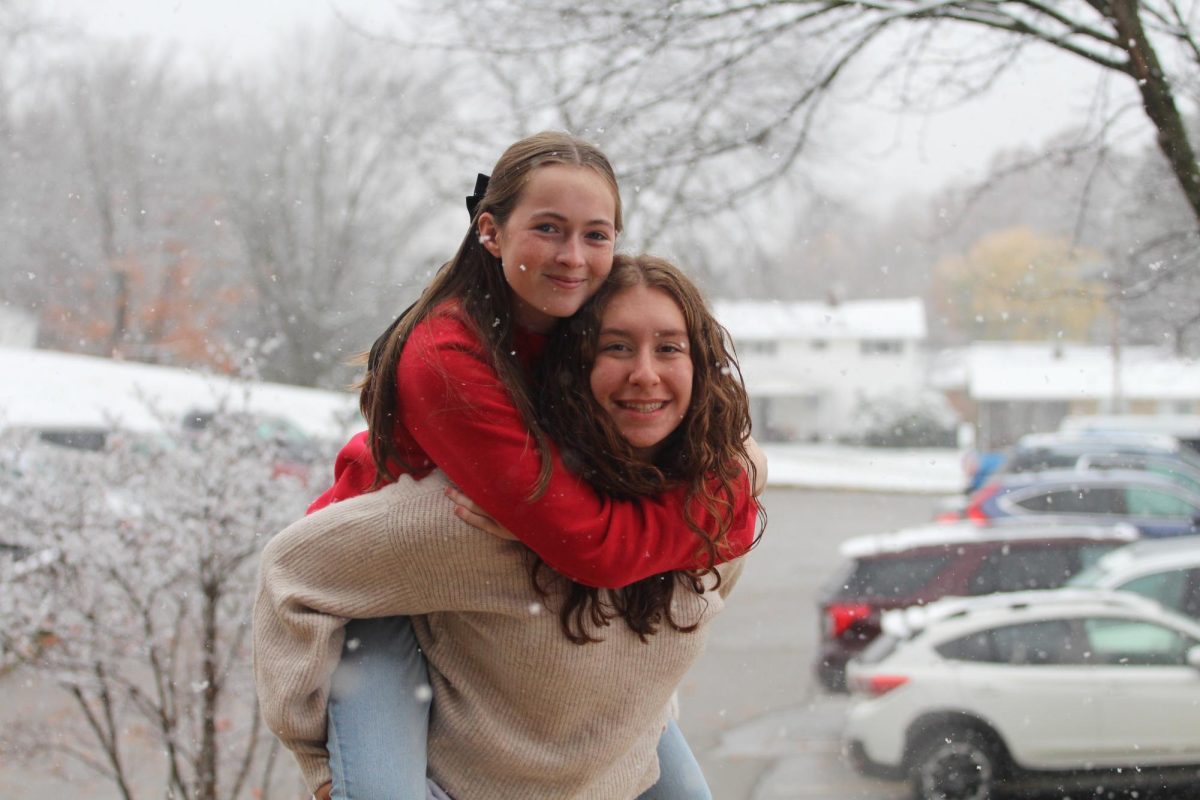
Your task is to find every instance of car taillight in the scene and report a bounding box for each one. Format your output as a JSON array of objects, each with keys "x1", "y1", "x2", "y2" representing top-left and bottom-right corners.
[
  {"x1": 852, "y1": 674, "x2": 909, "y2": 696},
  {"x1": 825, "y1": 603, "x2": 872, "y2": 639},
  {"x1": 965, "y1": 483, "x2": 1001, "y2": 523}
]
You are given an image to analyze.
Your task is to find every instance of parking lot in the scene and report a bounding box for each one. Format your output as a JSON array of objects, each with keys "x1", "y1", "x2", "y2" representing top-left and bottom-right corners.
[{"x1": 681, "y1": 486, "x2": 1199, "y2": 799}]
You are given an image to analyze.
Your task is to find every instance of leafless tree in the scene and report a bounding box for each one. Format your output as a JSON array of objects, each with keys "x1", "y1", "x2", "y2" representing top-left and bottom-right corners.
[
  {"x1": 2, "y1": 44, "x2": 239, "y2": 365},
  {"x1": 345, "y1": 3, "x2": 821, "y2": 254},
  {"x1": 432, "y1": 0, "x2": 1200, "y2": 238},
  {"x1": 214, "y1": 29, "x2": 458, "y2": 387}
]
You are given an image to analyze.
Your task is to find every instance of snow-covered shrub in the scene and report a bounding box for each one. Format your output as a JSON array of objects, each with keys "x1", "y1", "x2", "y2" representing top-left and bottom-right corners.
[
  {"x1": 850, "y1": 393, "x2": 960, "y2": 448},
  {"x1": 0, "y1": 398, "x2": 313, "y2": 800}
]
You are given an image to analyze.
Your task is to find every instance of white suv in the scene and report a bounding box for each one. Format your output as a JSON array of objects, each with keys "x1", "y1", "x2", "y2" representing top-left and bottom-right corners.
[
  {"x1": 1067, "y1": 535, "x2": 1200, "y2": 618},
  {"x1": 843, "y1": 590, "x2": 1200, "y2": 799}
]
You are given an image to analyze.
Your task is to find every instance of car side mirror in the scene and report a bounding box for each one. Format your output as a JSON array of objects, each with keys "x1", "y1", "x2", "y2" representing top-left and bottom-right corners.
[{"x1": 1187, "y1": 645, "x2": 1200, "y2": 671}]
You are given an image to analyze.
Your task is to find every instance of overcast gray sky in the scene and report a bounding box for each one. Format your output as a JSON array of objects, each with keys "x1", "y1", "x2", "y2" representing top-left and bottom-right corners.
[{"x1": 46, "y1": 0, "x2": 1140, "y2": 213}]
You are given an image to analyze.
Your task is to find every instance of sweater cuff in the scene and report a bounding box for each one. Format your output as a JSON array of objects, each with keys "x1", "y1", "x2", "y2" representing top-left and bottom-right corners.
[{"x1": 297, "y1": 752, "x2": 333, "y2": 795}]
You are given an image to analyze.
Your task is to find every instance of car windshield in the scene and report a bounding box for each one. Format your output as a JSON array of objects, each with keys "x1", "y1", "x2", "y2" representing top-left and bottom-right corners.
[
  {"x1": 1065, "y1": 562, "x2": 1108, "y2": 588},
  {"x1": 834, "y1": 553, "x2": 954, "y2": 599}
]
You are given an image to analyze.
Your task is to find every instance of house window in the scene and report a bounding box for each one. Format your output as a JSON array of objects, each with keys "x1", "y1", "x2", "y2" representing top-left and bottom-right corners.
[
  {"x1": 860, "y1": 339, "x2": 903, "y2": 356},
  {"x1": 810, "y1": 339, "x2": 828, "y2": 351},
  {"x1": 739, "y1": 340, "x2": 777, "y2": 356}
]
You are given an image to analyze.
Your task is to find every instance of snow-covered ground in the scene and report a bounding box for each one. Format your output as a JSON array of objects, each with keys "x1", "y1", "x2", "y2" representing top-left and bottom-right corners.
[
  {"x1": 0, "y1": 346, "x2": 360, "y2": 440},
  {"x1": 762, "y1": 443, "x2": 965, "y2": 494}
]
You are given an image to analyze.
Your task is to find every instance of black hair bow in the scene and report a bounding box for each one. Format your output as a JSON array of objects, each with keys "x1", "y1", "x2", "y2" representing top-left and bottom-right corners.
[{"x1": 465, "y1": 173, "x2": 490, "y2": 219}]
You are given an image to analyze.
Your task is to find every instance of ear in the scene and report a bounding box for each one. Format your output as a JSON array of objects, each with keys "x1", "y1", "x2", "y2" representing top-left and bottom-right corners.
[{"x1": 477, "y1": 213, "x2": 503, "y2": 259}]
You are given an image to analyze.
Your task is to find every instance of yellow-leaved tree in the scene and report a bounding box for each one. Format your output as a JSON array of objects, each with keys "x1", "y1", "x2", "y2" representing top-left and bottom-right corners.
[{"x1": 935, "y1": 227, "x2": 1109, "y2": 341}]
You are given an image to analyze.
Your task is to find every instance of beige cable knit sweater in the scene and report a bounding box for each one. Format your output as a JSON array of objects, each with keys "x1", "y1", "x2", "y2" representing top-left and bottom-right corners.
[{"x1": 253, "y1": 472, "x2": 744, "y2": 800}]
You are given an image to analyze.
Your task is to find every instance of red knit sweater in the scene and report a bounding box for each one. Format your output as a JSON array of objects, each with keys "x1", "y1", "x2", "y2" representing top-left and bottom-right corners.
[{"x1": 309, "y1": 305, "x2": 757, "y2": 588}]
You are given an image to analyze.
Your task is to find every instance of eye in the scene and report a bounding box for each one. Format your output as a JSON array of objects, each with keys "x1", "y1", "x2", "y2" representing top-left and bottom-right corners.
[
  {"x1": 600, "y1": 341, "x2": 631, "y2": 353},
  {"x1": 535, "y1": 222, "x2": 558, "y2": 233},
  {"x1": 585, "y1": 230, "x2": 611, "y2": 242},
  {"x1": 658, "y1": 342, "x2": 688, "y2": 354}
]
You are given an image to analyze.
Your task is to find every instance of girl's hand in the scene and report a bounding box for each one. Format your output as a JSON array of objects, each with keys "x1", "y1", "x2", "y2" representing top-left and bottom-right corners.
[
  {"x1": 445, "y1": 486, "x2": 519, "y2": 540},
  {"x1": 313, "y1": 782, "x2": 332, "y2": 800}
]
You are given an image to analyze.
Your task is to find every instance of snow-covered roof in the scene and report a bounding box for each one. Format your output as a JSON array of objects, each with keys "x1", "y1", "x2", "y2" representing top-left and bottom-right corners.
[
  {"x1": 0, "y1": 346, "x2": 361, "y2": 440},
  {"x1": 713, "y1": 298, "x2": 926, "y2": 341},
  {"x1": 931, "y1": 342, "x2": 1200, "y2": 402},
  {"x1": 1089, "y1": 535, "x2": 1200, "y2": 580},
  {"x1": 840, "y1": 520, "x2": 1138, "y2": 559}
]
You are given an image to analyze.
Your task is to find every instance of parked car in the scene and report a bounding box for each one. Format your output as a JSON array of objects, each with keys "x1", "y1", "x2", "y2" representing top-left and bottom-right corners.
[
  {"x1": 1067, "y1": 535, "x2": 1200, "y2": 618},
  {"x1": 814, "y1": 519, "x2": 1137, "y2": 691},
  {"x1": 956, "y1": 469, "x2": 1200, "y2": 538},
  {"x1": 181, "y1": 409, "x2": 322, "y2": 481},
  {"x1": 843, "y1": 589, "x2": 1200, "y2": 799},
  {"x1": 1002, "y1": 431, "x2": 1200, "y2": 477},
  {"x1": 1059, "y1": 414, "x2": 1200, "y2": 453}
]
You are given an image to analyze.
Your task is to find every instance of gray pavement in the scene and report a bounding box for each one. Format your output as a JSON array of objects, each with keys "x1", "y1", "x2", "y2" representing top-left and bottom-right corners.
[{"x1": 681, "y1": 486, "x2": 938, "y2": 800}]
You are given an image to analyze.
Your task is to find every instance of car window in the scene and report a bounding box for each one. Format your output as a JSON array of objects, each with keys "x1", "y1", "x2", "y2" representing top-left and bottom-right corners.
[
  {"x1": 1144, "y1": 464, "x2": 1200, "y2": 494},
  {"x1": 1009, "y1": 452, "x2": 1080, "y2": 472},
  {"x1": 835, "y1": 553, "x2": 954, "y2": 599},
  {"x1": 968, "y1": 545, "x2": 1073, "y2": 594},
  {"x1": 1125, "y1": 487, "x2": 1196, "y2": 518},
  {"x1": 1014, "y1": 487, "x2": 1124, "y2": 515},
  {"x1": 935, "y1": 630, "x2": 997, "y2": 663},
  {"x1": 1120, "y1": 570, "x2": 1188, "y2": 611},
  {"x1": 1082, "y1": 617, "x2": 1195, "y2": 666},
  {"x1": 989, "y1": 620, "x2": 1083, "y2": 665},
  {"x1": 1185, "y1": 570, "x2": 1200, "y2": 618}
]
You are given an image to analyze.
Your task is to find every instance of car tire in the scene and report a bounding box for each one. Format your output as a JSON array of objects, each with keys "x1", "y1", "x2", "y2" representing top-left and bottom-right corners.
[{"x1": 908, "y1": 726, "x2": 1005, "y2": 800}]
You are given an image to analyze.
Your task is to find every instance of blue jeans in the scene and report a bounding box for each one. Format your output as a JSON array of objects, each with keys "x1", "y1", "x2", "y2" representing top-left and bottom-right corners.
[
  {"x1": 328, "y1": 617, "x2": 430, "y2": 800},
  {"x1": 637, "y1": 718, "x2": 714, "y2": 800},
  {"x1": 326, "y1": 616, "x2": 711, "y2": 799}
]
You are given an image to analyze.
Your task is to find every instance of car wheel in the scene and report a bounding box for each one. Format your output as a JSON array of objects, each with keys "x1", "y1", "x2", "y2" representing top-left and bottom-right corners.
[{"x1": 908, "y1": 727, "x2": 1003, "y2": 800}]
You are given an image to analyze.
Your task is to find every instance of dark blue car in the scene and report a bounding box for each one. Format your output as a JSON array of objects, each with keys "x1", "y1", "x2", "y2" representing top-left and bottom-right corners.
[{"x1": 959, "y1": 469, "x2": 1200, "y2": 538}]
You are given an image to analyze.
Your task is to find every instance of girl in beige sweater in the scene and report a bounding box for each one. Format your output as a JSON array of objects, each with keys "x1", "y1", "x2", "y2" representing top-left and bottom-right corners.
[{"x1": 254, "y1": 254, "x2": 764, "y2": 799}]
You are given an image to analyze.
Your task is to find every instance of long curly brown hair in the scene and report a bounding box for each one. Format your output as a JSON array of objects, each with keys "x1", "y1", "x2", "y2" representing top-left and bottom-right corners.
[
  {"x1": 532, "y1": 254, "x2": 763, "y2": 644},
  {"x1": 359, "y1": 132, "x2": 622, "y2": 492}
]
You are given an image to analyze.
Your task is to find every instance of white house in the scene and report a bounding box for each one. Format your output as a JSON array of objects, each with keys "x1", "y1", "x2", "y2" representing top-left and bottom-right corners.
[
  {"x1": 715, "y1": 298, "x2": 928, "y2": 441},
  {"x1": 931, "y1": 342, "x2": 1200, "y2": 449}
]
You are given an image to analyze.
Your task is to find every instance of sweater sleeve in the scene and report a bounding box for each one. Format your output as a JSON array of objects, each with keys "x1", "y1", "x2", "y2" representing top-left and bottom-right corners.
[
  {"x1": 253, "y1": 477, "x2": 514, "y2": 792},
  {"x1": 397, "y1": 313, "x2": 758, "y2": 589}
]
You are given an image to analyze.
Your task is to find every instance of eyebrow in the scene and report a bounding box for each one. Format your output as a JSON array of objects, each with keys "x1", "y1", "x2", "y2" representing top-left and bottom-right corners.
[
  {"x1": 600, "y1": 327, "x2": 689, "y2": 339},
  {"x1": 530, "y1": 210, "x2": 615, "y2": 228}
]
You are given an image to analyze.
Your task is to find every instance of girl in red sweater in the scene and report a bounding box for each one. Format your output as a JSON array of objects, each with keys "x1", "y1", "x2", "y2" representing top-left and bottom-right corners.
[{"x1": 309, "y1": 133, "x2": 761, "y2": 799}]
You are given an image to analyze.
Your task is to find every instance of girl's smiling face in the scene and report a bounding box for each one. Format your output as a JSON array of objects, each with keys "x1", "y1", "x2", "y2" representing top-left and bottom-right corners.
[
  {"x1": 478, "y1": 164, "x2": 617, "y2": 334},
  {"x1": 589, "y1": 285, "x2": 694, "y2": 459}
]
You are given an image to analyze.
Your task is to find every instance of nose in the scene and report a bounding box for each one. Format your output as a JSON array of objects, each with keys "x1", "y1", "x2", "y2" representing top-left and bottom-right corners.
[
  {"x1": 628, "y1": 350, "x2": 659, "y2": 387},
  {"x1": 556, "y1": 235, "x2": 586, "y2": 270}
]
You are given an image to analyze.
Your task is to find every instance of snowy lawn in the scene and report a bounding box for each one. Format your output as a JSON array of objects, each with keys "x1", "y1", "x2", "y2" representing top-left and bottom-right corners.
[{"x1": 763, "y1": 443, "x2": 966, "y2": 494}]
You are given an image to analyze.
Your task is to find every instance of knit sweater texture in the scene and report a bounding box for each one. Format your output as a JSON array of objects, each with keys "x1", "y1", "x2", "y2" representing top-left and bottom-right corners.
[
  {"x1": 306, "y1": 303, "x2": 758, "y2": 588},
  {"x1": 254, "y1": 472, "x2": 744, "y2": 799}
]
